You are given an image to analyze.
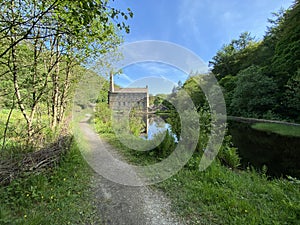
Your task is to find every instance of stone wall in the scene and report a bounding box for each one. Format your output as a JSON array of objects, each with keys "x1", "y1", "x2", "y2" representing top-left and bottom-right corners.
[{"x1": 108, "y1": 91, "x2": 148, "y2": 112}]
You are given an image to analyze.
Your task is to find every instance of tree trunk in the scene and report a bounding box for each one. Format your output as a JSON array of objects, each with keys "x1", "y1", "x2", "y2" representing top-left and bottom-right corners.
[
  {"x1": 51, "y1": 34, "x2": 60, "y2": 130},
  {"x1": 2, "y1": 94, "x2": 15, "y2": 150},
  {"x1": 58, "y1": 59, "x2": 72, "y2": 124},
  {"x1": 51, "y1": 65, "x2": 59, "y2": 129},
  {"x1": 9, "y1": 19, "x2": 32, "y2": 139}
]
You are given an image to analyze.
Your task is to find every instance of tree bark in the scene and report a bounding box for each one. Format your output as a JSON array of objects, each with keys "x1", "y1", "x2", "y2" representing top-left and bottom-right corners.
[{"x1": 51, "y1": 35, "x2": 60, "y2": 129}]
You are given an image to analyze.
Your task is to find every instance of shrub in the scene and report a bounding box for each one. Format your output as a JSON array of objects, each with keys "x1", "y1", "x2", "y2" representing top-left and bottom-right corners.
[{"x1": 218, "y1": 135, "x2": 241, "y2": 169}]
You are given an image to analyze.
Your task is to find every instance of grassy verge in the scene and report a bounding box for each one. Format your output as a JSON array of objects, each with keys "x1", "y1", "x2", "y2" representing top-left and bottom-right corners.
[
  {"x1": 0, "y1": 109, "x2": 59, "y2": 151},
  {"x1": 251, "y1": 122, "x2": 300, "y2": 137},
  {"x1": 95, "y1": 122, "x2": 300, "y2": 225},
  {"x1": 156, "y1": 163, "x2": 300, "y2": 225},
  {"x1": 0, "y1": 139, "x2": 100, "y2": 225}
]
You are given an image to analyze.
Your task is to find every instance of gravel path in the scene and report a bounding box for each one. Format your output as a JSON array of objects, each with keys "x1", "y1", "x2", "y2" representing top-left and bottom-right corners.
[{"x1": 79, "y1": 119, "x2": 184, "y2": 225}]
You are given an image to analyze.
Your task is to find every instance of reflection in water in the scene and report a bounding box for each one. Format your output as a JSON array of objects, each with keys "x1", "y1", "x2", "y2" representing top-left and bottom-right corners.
[
  {"x1": 141, "y1": 114, "x2": 177, "y2": 142},
  {"x1": 228, "y1": 121, "x2": 300, "y2": 178},
  {"x1": 112, "y1": 111, "x2": 177, "y2": 150}
]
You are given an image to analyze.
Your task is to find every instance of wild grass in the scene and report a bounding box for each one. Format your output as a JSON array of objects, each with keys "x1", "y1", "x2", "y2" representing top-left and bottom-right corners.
[
  {"x1": 95, "y1": 119, "x2": 300, "y2": 225},
  {"x1": 156, "y1": 162, "x2": 300, "y2": 225},
  {"x1": 251, "y1": 122, "x2": 300, "y2": 137},
  {"x1": 0, "y1": 109, "x2": 58, "y2": 152},
  {"x1": 0, "y1": 139, "x2": 100, "y2": 225}
]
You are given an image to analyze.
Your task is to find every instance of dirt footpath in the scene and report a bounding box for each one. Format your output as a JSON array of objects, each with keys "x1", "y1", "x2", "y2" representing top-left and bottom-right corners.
[{"x1": 79, "y1": 120, "x2": 184, "y2": 225}]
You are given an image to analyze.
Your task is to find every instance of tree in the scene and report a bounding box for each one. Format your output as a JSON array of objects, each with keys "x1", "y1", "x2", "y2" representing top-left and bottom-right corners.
[
  {"x1": 230, "y1": 66, "x2": 278, "y2": 118},
  {"x1": 182, "y1": 75, "x2": 207, "y2": 109},
  {"x1": 209, "y1": 32, "x2": 256, "y2": 80},
  {"x1": 209, "y1": 2, "x2": 299, "y2": 121},
  {"x1": 0, "y1": 0, "x2": 132, "y2": 144},
  {"x1": 271, "y1": 0, "x2": 300, "y2": 78},
  {"x1": 218, "y1": 75, "x2": 237, "y2": 115},
  {"x1": 283, "y1": 70, "x2": 300, "y2": 121}
]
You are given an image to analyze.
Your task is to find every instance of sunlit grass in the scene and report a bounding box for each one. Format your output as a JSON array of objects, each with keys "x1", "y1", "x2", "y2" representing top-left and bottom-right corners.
[
  {"x1": 0, "y1": 139, "x2": 100, "y2": 225},
  {"x1": 0, "y1": 108, "x2": 57, "y2": 151},
  {"x1": 95, "y1": 119, "x2": 300, "y2": 225},
  {"x1": 156, "y1": 162, "x2": 300, "y2": 225},
  {"x1": 251, "y1": 123, "x2": 300, "y2": 137}
]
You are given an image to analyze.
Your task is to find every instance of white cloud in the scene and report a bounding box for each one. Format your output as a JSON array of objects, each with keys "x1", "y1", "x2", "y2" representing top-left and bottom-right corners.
[
  {"x1": 117, "y1": 73, "x2": 134, "y2": 83},
  {"x1": 128, "y1": 76, "x2": 176, "y2": 95},
  {"x1": 177, "y1": 0, "x2": 241, "y2": 32},
  {"x1": 138, "y1": 63, "x2": 169, "y2": 75},
  {"x1": 134, "y1": 62, "x2": 183, "y2": 77},
  {"x1": 177, "y1": 0, "x2": 204, "y2": 40}
]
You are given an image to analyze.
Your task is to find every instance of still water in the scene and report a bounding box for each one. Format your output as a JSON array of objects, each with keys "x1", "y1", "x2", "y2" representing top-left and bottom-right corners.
[
  {"x1": 141, "y1": 114, "x2": 300, "y2": 178},
  {"x1": 228, "y1": 121, "x2": 300, "y2": 178},
  {"x1": 140, "y1": 115, "x2": 178, "y2": 142}
]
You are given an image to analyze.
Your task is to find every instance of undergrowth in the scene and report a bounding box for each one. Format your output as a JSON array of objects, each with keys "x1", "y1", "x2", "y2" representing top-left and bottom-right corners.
[
  {"x1": 94, "y1": 116, "x2": 300, "y2": 225},
  {"x1": 0, "y1": 139, "x2": 100, "y2": 225},
  {"x1": 156, "y1": 162, "x2": 300, "y2": 225}
]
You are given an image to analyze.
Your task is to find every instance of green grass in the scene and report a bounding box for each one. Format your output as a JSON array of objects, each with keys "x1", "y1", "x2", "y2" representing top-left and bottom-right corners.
[
  {"x1": 0, "y1": 109, "x2": 27, "y2": 145},
  {"x1": 0, "y1": 108, "x2": 57, "y2": 151},
  {"x1": 95, "y1": 120, "x2": 300, "y2": 225},
  {"x1": 156, "y1": 163, "x2": 300, "y2": 225},
  {"x1": 251, "y1": 122, "x2": 300, "y2": 137},
  {"x1": 0, "y1": 139, "x2": 101, "y2": 225}
]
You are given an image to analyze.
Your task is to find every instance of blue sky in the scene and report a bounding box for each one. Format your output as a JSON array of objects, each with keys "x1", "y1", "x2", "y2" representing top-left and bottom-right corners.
[{"x1": 108, "y1": 0, "x2": 294, "y2": 94}]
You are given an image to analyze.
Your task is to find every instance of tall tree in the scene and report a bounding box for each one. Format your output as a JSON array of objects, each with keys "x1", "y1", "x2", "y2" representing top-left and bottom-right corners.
[
  {"x1": 0, "y1": 0, "x2": 132, "y2": 143},
  {"x1": 271, "y1": 0, "x2": 300, "y2": 78},
  {"x1": 209, "y1": 1, "x2": 299, "y2": 121},
  {"x1": 209, "y1": 32, "x2": 256, "y2": 80},
  {"x1": 230, "y1": 66, "x2": 278, "y2": 117}
]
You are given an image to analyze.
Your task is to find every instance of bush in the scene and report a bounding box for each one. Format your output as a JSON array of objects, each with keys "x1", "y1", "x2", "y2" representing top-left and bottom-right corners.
[
  {"x1": 153, "y1": 130, "x2": 176, "y2": 158},
  {"x1": 230, "y1": 65, "x2": 278, "y2": 117},
  {"x1": 218, "y1": 135, "x2": 241, "y2": 169}
]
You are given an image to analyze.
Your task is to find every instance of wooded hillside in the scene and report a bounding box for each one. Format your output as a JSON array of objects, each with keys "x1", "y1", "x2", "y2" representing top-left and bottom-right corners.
[{"x1": 208, "y1": 0, "x2": 299, "y2": 122}]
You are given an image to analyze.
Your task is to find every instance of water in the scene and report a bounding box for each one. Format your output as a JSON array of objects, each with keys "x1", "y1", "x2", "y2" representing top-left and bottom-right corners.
[
  {"x1": 143, "y1": 114, "x2": 300, "y2": 178},
  {"x1": 140, "y1": 115, "x2": 178, "y2": 142},
  {"x1": 228, "y1": 121, "x2": 300, "y2": 178}
]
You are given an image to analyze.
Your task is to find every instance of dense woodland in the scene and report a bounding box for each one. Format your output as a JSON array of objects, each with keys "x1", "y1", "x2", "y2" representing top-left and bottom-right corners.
[
  {"x1": 1, "y1": 0, "x2": 299, "y2": 149},
  {"x1": 149, "y1": 0, "x2": 300, "y2": 175},
  {"x1": 0, "y1": 0, "x2": 132, "y2": 148},
  {"x1": 154, "y1": 1, "x2": 300, "y2": 125},
  {"x1": 208, "y1": 0, "x2": 300, "y2": 122}
]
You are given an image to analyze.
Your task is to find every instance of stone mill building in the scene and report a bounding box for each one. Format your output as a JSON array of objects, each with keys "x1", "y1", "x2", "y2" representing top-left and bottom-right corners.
[{"x1": 108, "y1": 73, "x2": 149, "y2": 112}]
